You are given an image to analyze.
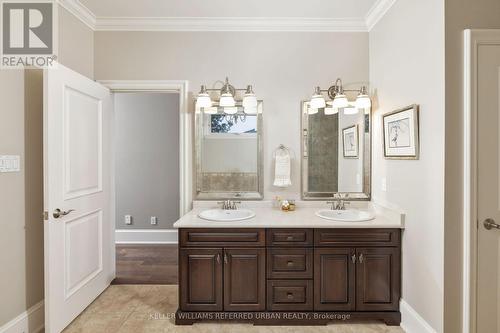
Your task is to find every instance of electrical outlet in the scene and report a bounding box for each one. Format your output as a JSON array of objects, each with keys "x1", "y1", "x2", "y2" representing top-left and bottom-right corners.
[
  {"x1": 124, "y1": 215, "x2": 132, "y2": 225},
  {"x1": 381, "y1": 178, "x2": 387, "y2": 192},
  {"x1": 150, "y1": 216, "x2": 158, "y2": 225}
]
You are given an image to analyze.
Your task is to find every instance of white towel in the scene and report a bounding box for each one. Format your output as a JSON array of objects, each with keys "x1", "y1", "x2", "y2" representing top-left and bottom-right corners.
[{"x1": 273, "y1": 153, "x2": 292, "y2": 187}]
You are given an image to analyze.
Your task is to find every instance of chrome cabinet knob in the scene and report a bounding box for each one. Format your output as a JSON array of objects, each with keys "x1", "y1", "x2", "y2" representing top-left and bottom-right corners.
[
  {"x1": 53, "y1": 208, "x2": 75, "y2": 219},
  {"x1": 484, "y1": 218, "x2": 500, "y2": 230}
]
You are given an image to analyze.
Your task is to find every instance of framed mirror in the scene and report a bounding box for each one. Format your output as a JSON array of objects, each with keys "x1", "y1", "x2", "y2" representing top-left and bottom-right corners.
[
  {"x1": 301, "y1": 101, "x2": 371, "y2": 200},
  {"x1": 195, "y1": 102, "x2": 263, "y2": 200}
]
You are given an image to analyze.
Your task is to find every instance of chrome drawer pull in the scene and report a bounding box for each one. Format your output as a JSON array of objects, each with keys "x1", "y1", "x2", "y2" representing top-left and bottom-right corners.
[{"x1": 287, "y1": 261, "x2": 294, "y2": 267}]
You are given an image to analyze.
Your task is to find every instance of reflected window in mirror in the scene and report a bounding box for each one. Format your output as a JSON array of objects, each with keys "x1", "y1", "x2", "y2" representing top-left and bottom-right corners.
[
  {"x1": 196, "y1": 103, "x2": 263, "y2": 200},
  {"x1": 301, "y1": 102, "x2": 371, "y2": 200}
]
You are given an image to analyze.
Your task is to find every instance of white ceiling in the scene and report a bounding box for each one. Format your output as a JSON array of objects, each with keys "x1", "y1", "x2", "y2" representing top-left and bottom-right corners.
[{"x1": 78, "y1": 0, "x2": 378, "y2": 19}]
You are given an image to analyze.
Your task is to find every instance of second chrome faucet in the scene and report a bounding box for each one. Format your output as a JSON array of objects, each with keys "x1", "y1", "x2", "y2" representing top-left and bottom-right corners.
[
  {"x1": 327, "y1": 193, "x2": 350, "y2": 210},
  {"x1": 218, "y1": 200, "x2": 241, "y2": 210}
]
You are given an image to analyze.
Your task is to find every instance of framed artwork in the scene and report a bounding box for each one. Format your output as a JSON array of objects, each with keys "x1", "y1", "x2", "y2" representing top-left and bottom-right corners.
[
  {"x1": 383, "y1": 104, "x2": 419, "y2": 159},
  {"x1": 342, "y1": 125, "x2": 359, "y2": 158}
]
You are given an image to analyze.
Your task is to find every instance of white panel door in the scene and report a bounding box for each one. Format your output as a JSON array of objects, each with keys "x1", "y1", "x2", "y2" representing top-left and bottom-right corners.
[
  {"x1": 44, "y1": 63, "x2": 113, "y2": 333},
  {"x1": 477, "y1": 39, "x2": 500, "y2": 332}
]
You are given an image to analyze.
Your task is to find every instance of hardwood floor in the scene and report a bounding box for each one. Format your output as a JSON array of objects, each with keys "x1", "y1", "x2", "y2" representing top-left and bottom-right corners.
[{"x1": 113, "y1": 244, "x2": 178, "y2": 285}]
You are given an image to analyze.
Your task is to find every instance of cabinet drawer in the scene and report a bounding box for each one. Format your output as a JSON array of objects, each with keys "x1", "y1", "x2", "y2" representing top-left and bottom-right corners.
[
  {"x1": 267, "y1": 248, "x2": 313, "y2": 279},
  {"x1": 314, "y1": 229, "x2": 400, "y2": 247},
  {"x1": 180, "y1": 228, "x2": 265, "y2": 247},
  {"x1": 267, "y1": 280, "x2": 313, "y2": 311},
  {"x1": 267, "y1": 229, "x2": 313, "y2": 246}
]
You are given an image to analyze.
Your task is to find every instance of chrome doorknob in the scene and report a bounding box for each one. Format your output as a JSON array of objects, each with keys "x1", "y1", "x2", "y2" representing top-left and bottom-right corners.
[
  {"x1": 53, "y1": 208, "x2": 75, "y2": 219},
  {"x1": 484, "y1": 218, "x2": 500, "y2": 230}
]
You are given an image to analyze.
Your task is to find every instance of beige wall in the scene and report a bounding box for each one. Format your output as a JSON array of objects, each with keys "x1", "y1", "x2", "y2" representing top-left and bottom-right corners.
[
  {"x1": 0, "y1": 71, "x2": 28, "y2": 326},
  {"x1": 58, "y1": 7, "x2": 94, "y2": 79},
  {"x1": 444, "y1": 1, "x2": 500, "y2": 332},
  {"x1": 369, "y1": 0, "x2": 445, "y2": 331},
  {"x1": 0, "y1": 5, "x2": 94, "y2": 327},
  {"x1": 94, "y1": 31, "x2": 369, "y2": 199}
]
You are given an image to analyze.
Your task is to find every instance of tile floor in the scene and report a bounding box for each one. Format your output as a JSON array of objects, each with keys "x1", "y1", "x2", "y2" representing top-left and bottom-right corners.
[{"x1": 63, "y1": 285, "x2": 405, "y2": 333}]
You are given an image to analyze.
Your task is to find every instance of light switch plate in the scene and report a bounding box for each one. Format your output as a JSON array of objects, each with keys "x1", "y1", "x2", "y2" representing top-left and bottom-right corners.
[{"x1": 0, "y1": 155, "x2": 21, "y2": 172}]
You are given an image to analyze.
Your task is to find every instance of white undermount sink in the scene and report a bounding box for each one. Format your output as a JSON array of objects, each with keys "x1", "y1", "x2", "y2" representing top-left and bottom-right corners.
[
  {"x1": 315, "y1": 209, "x2": 375, "y2": 222},
  {"x1": 198, "y1": 209, "x2": 256, "y2": 222}
]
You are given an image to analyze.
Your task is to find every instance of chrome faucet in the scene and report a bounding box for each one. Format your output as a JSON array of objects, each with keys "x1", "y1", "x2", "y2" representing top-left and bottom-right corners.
[
  {"x1": 327, "y1": 194, "x2": 350, "y2": 210},
  {"x1": 218, "y1": 200, "x2": 241, "y2": 210}
]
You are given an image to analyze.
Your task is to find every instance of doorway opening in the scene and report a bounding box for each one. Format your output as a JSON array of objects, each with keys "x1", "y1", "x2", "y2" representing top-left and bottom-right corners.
[
  {"x1": 112, "y1": 91, "x2": 180, "y2": 284},
  {"x1": 101, "y1": 80, "x2": 191, "y2": 286}
]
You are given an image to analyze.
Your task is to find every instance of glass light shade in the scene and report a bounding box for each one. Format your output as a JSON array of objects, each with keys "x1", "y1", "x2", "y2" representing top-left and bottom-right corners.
[
  {"x1": 343, "y1": 107, "x2": 359, "y2": 115},
  {"x1": 196, "y1": 93, "x2": 212, "y2": 108},
  {"x1": 244, "y1": 105, "x2": 258, "y2": 114},
  {"x1": 308, "y1": 107, "x2": 319, "y2": 115},
  {"x1": 355, "y1": 94, "x2": 371, "y2": 109},
  {"x1": 219, "y1": 93, "x2": 235, "y2": 107},
  {"x1": 242, "y1": 94, "x2": 258, "y2": 108},
  {"x1": 331, "y1": 94, "x2": 349, "y2": 108},
  {"x1": 223, "y1": 106, "x2": 238, "y2": 114},
  {"x1": 310, "y1": 95, "x2": 326, "y2": 109},
  {"x1": 324, "y1": 107, "x2": 339, "y2": 115},
  {"x1": 203, "y1": 106, "x2": 218, "y2": 114}
]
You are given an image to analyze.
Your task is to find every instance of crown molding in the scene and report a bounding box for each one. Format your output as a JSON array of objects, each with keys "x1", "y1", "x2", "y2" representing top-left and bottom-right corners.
[
  {"x1": 60, "y1": 0, "x2": 397, "y2": 32},
  {"x1": 58, "y1": 0, "x2": 96, "y2": 30},
  {"x1": 365, "y1": 0, "x2": 397, "y2": 31},
  {"x1": 94, "y1": 17, "x2": 368, "y2": 32}
]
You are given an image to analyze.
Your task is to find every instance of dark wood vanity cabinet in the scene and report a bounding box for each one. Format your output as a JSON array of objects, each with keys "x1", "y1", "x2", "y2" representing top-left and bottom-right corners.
[
  {"x1": 223, "y1": 248, "x2": 266, "y2": 311},
  {"x1": 355, "y1": 247, "x2": 400, "y2": 311},
  {"x1": 178, "y1": 228, "x2": 401, "y2": 326},
  {"x1": 179, "y1": 248, "x2": 223, "y2": 311},
  {"x1": 314, "y1": 248, "x2": 356, "y2": 311}
]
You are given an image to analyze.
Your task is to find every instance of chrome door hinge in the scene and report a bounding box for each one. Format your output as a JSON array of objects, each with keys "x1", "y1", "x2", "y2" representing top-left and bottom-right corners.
[{"x1": 43, "y1": 211, "x2": 48, "y2": 220}]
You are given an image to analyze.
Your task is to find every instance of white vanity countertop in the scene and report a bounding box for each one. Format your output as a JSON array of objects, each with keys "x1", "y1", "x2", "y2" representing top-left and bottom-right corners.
[{"x1": 173, "y1": 201, "x2": 405, "y2": 229}]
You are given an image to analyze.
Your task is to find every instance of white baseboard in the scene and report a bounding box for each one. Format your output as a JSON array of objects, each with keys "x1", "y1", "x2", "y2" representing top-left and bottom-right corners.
[
  {"x1": 400, "y1": 299, "x2": 437, "y2": 333},
  {"x1": 0, "y1": 301, "x2": 44, "y2": 333},
  {"x1": 115, "y1": 229, "x2": 178, "y2": 244}
]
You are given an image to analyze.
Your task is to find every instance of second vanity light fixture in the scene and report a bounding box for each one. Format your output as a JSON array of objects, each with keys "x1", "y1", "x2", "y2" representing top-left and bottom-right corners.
[
  {"x1": 196, "y1": 77, "x2": 258, "y2": 114},
  {"x1": 309, "y1": 78, "x2": 371, "y2": 115}
]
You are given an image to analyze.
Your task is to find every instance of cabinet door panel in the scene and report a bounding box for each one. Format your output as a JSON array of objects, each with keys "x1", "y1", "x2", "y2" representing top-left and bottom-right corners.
[
  {"x1": 224, "y1": 248, "x2": 266, "y2": 311},
  {"x1": 314, "y1": 248, "x2": 355, "y2": 311},
  {"x1": 356, "y1": 247, "x2": 400, "y2": 311},
  {"x1": 179, "y1": 248, "x2": 222, "y2": 311}
]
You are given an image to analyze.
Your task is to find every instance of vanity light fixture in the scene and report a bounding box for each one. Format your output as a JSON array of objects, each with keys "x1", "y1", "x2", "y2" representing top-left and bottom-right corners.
[
  {"x1": 219, "y1": 82, "x2": 236, "y2": 107},
  {"x1": 355, "y1": 86, "x2": 372, "y2": 109},
  {"x1": 195, "y1": 85, "x2": 212, "y2": 108},
  {"x1": 309, "y1": 78, "x2": 371, "y2": 115},
  {"x1": 196, "y1": 77, "x2": 258, "y2": 114},
  {"x1": 242, "y1": 85, "x2": 258, "y2": 114},
  {"x1": 330, "y1": 88, "x2": 349, "y2": 109},
  {"x1": 309, "y1": 86, "x2": 326, "y2": 109}
]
